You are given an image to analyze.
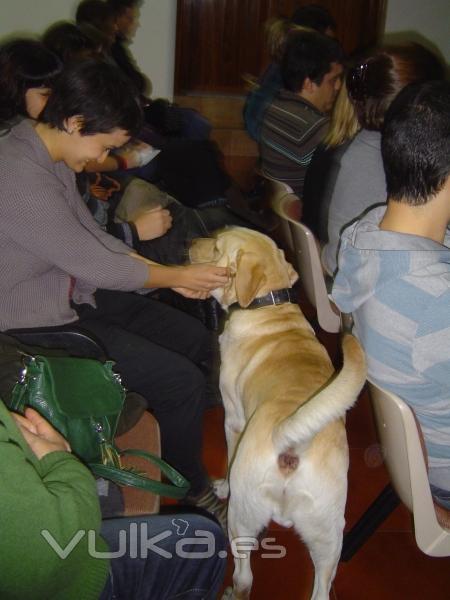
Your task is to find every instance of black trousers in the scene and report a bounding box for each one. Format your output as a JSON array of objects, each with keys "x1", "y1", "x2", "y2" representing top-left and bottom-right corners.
[{"x1": 74, "y1": 289, "x2": 210, "y2": 495}]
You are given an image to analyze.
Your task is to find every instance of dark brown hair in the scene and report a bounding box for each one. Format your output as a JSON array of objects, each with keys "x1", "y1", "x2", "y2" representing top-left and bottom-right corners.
[{"x1": 347, "y1": 43, "x2": 445, "y2": 131}]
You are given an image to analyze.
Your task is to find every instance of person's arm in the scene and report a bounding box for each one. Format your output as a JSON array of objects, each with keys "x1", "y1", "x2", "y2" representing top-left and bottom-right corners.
[
  {"x1": 0, "y1": 405, "x2": 108, "y2": 599},
  {"x1": 1, "y1": 166, "x2": 227, "y2": 294}
]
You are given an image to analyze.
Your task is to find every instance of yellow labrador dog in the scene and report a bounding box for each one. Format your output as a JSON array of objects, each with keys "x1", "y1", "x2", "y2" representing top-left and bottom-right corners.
[{"x1": 190, "y1": 227, "x2": 366, "y2": 600}]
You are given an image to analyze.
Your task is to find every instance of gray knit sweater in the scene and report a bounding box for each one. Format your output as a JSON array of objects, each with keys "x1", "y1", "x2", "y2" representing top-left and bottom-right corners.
[{"x1": 0, "y1": 120, "x2": 148, "y2": 330}]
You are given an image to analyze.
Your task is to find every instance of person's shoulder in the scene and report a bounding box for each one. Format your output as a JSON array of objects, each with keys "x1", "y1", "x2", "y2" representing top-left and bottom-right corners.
[
  {"x1": 350, "y1": 129, "x2": 381, "y2": 152},
  {"x1": 271, "y1": 91, "x2": 328, "y2": 129},
  {"x1": 0, "y1": 120, "x2": 40, "y2": 163},
  {"x1": 0, "y1": 120, "x2": 62, "y2": 184}
]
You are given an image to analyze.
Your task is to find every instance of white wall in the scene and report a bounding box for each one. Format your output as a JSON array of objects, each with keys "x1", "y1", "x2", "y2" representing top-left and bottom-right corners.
[
  {"x1": 131, "y1": 0, "x2": 177, "y2": 99},
  {"x1": 384, "y1": 0, "x2": 450, "y2": 62},
  {"x1": 0, "y1": 0, "x2": 177, "y2": 98}
]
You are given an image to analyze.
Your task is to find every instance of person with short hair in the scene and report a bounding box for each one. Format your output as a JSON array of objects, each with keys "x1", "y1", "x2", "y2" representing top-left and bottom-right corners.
[
  {"x1": 259, "y1": 29, "x2": 344, "y2": 196},
  {"x1": 321, "y1": 42, "x2": 445, "y2": 275},
  {"x1": 106, "y1": 0, "x2": 146, "y2": 94},
  {"x1": 0, "y1": 58, "x2": 229, "y2": 526},
  {"x1": 332, "y1": 81, "x2": 450, "y2": 509},
  {"x1": 244, "y1": 4, "x2": 337, "y2": 143}
]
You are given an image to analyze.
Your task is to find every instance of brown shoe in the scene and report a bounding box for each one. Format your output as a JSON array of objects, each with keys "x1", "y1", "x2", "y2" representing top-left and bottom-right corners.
[{"x1": 185, "y1": 485, "x2": 228, "y2": 532}]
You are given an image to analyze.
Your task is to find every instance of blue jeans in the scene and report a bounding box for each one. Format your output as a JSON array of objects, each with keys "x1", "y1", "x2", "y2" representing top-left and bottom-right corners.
[{"x1": 99, "y1": 514, "x2": 227, "y2": 599}]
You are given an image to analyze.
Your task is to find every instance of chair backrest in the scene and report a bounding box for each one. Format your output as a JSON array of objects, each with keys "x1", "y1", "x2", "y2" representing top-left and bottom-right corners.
[
  {"x1": 260, "y1": 177, "x2": 295, "y2": 252},
  {"x1": 368, "y1": 380, "x2": 450, "y2": 556},
  {"x1": 271, "y1": 192, "x2": 340, "y2": 333}
]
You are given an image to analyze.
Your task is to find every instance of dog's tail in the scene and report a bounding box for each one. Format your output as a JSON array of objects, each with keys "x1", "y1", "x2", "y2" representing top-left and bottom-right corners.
[{"x1": 272, "y1": 334, "x2": 366, "y2": 453}]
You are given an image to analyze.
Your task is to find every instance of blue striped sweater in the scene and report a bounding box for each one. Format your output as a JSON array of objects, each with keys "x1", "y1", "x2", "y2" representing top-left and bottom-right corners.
[{"x1": 332, "y1": 206, "x2": 450, "y2": 490}]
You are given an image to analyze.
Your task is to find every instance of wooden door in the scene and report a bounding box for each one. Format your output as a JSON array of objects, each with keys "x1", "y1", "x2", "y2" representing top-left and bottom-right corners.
[{"x1": 175, "y1": 0, "x2": 387, "y2": 95}]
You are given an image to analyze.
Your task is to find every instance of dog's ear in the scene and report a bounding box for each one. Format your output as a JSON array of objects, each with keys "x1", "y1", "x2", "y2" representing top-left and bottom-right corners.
[
  {"x1": 287, "y1": 261, "x2": 299, "y2": 285},
  {"x1": 189, "y1": 238, "x2": 216, "y2": 263},
  {"x1": 235, "y1": 250, "x2": 266, "y2": 307},
  {"x1": 277, "y1": 249, "x2": 299, "y2": 285}
]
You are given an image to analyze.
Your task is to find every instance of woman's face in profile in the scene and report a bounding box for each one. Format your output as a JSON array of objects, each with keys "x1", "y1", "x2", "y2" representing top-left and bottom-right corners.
[
  {"x1": 25, "y1": 86, "x2": 52, "y2": 119},
  {"x1": 61, "y1": 123, "x2": 130, "y2": 172}
]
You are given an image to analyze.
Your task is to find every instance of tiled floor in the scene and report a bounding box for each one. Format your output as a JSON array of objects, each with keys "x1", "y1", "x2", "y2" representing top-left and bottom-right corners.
[{"x1": 198, "y1": 153, "x2": 450, "y2": 598}]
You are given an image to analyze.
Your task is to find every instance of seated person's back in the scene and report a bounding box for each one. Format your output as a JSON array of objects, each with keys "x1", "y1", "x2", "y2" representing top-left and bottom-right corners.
[
  {"x1": 259, "y1": 29, "x2": 343, "y2": 196},
  {"x1": 332, "y1": 81, "x2": 450, "y2": 508},
  {"x1": 321, "y1": 127, "x2": 385, "y2": 271}
]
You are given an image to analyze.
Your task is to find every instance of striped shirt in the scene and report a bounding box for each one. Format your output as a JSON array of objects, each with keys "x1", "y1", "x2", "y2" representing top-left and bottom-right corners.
[
  {"x1": 259, "y1": 89, "x2": 329, "y2": 195},
  {"x1": 332, "y1": 206, "x2": 450, "y2": 489}
]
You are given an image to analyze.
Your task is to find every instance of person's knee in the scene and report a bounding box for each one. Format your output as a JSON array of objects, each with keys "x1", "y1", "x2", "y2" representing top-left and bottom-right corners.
[{"x1": 179, "y1": 513, "x2": 227, "y2": 553}]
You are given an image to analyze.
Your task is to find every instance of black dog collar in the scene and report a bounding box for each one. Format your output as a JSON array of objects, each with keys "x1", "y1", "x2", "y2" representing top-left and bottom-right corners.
[{"x1": 228, "y1": 288, "x2": 297, "y2": 311}]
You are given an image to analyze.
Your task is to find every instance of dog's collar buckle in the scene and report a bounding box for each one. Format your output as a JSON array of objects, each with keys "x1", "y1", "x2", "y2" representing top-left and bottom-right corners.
[{"x1": 229, "y1": 288, "x2": 297, "y2": 311}]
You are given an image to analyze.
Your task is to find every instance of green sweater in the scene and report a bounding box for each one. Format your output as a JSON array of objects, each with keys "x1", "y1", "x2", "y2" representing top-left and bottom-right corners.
[{"x1": 0, "y1": 400, "x2": 109, "y2": 599}]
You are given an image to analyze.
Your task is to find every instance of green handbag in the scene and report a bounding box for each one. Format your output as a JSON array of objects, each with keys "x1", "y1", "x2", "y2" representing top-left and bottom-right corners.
[{"x1": 9, "y1": 353, "x2": 189, "y2": 499}]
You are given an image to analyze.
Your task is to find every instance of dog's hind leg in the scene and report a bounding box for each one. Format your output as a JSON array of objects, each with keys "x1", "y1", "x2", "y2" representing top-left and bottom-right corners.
[
  {"x1": 228, "y1": 499, "x2": 264, "y2": 600},
  {"x1": 293, "y1": 508, "x2": 343, "y2": 600}
]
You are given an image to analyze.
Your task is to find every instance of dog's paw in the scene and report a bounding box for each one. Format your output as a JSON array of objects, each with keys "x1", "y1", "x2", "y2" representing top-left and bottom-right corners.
[{"x1": 213, "y1": 478, "x2": 229, "y2": 499}]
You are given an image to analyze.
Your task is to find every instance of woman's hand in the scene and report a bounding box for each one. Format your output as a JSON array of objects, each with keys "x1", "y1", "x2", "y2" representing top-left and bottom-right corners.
[
  {"x1": 133, "y1": 206, "x2": 173, "y2": 241},
  {"x1": 175, "y1": 264, "x2": 229, "y2": 292},
  {"x1": 12, "y1": 407, "x2": 71, "y2": 460},
  {"x1": 129, "y1": 253, "x2": 229, "y2": 291}
]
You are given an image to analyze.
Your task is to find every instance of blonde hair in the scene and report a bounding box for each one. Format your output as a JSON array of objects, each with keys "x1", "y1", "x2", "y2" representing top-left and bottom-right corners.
[
  {"x1": 264, "y1": 17, "x2": 307, "y2": 63},
  {"x1": 323, "y1": 80, "x2": 360, "y2": 147}
]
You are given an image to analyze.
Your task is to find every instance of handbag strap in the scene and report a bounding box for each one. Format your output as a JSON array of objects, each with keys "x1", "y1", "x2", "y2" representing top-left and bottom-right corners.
[{"x1": 90, "y1": 448, "x2": 190, "y2": 499}]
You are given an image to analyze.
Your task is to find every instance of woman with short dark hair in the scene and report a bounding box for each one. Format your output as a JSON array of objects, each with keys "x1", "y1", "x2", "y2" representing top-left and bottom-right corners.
[{"x1": 0, "y1": 58, "x2": 229, "y2": 525}]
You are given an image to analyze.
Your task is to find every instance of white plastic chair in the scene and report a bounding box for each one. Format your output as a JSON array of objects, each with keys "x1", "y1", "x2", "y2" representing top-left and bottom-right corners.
[
  {"x1": 368, "y1": 381, "x2": 450, "y2": 556},
  {"x1": 271, "y1": 192, "x2": 341, "y2": 333},
  {"x1": 261, "y1": 177, "x2": 295, "y2": 253}
]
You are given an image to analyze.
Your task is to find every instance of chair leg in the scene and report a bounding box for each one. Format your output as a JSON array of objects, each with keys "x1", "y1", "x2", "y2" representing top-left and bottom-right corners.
[{"x1": 340, "y1": 484, "x2": 400, "y2": 561}]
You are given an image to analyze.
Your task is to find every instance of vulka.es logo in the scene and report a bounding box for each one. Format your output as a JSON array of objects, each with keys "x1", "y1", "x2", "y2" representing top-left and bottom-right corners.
[{"x1": 41, "y1": 526, "x2": 287, "y2": 560}]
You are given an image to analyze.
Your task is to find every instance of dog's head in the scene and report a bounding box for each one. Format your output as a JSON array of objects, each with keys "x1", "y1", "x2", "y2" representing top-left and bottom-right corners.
[{"x1": 190, "y1": 227, "x2": 298, "y2": 309}]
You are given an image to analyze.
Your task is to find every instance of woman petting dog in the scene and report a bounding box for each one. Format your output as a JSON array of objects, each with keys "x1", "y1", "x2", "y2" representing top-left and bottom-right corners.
[{"x1": 0, "y1": 55, "x2": 229, "y2": 525}]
